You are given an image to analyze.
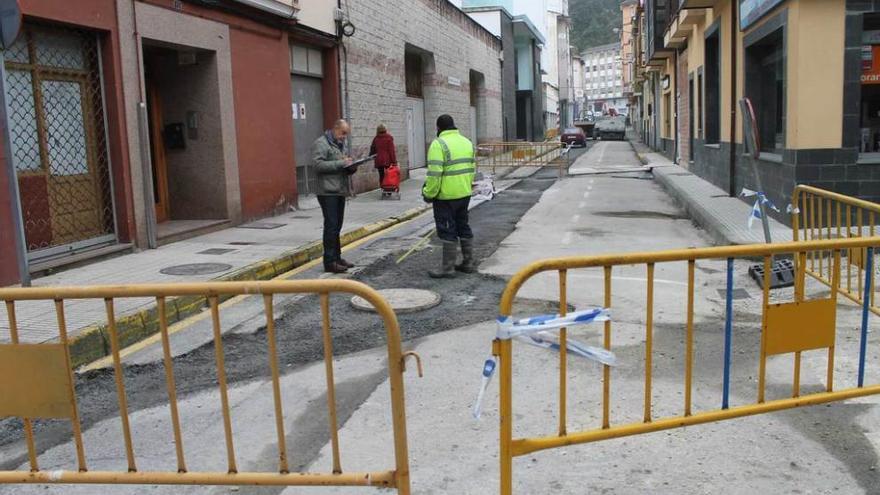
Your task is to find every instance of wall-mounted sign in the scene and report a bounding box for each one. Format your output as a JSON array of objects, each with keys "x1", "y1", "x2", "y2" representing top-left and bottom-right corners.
[
  {"x1": 661, "y1": 75, "x2": 670, "y2": 90},
  {"x1": 739, "y1": 0, "x2": 784, "y2": 31},
  {"x1": 447, "y1": 76, "x2": 462, "y2": 87},
  {"x1": 291, "y1": 103, "x2": 299, "y2": 120},
  {"x1": 299, "y1": 103, "x2": 307, "y2": 120},
  {"x1": 862, "y1": 45, "x2": 880, "y2": 85}
]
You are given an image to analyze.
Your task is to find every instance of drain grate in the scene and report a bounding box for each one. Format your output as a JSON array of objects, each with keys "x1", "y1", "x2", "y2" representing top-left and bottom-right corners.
[
  {"x1": 717, "y1": 288, "x2": 751, "y2": 300},
  {"x1": 197, "y1": 248, "x2": 237, "y2": 255},
  {"x1": 228, "y1": 241, "x2": 260, "y2": 246},
  {"x1": 160, "y1": 263, "x2": 233, "y2": 276},
  {"x1": 237, "y1": 222, "x2": 285, "y2": 230}
]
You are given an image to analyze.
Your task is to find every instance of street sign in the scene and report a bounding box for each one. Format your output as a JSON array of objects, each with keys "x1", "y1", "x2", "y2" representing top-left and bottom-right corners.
[{"x1": 0, "y1": 0, "x2": 21, "y2": 50}]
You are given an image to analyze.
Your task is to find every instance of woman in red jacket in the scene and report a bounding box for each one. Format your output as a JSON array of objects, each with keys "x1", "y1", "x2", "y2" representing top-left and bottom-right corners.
[{"x1": 369, "y1": 124, "x2": 397, "y2": 188}]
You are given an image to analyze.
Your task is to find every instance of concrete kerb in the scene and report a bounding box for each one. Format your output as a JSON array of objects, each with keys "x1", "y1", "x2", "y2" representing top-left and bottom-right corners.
[{"x1": 66, "y1": 204, "x2": 432, "y2": 369}]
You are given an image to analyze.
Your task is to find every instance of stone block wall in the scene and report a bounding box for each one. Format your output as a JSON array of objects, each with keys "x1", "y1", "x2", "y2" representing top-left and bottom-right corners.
[{"x1": 344, "y1": 0, "x2": 503, "y2": 193}]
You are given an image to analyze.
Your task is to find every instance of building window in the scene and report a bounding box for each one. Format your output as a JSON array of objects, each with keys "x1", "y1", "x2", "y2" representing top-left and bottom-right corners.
[
  {"x1": 861, "y1": 15, "x2": 880, "y2": 153},
  {"x1": 704, "y1": 28, "x2": 721, "y2": 144},
  {"x1": 291, "y1": 44, "x2": 323, "y2": 76},
  {"x1": 745, "y1": 27, "x2": 785, "y2": 153}
]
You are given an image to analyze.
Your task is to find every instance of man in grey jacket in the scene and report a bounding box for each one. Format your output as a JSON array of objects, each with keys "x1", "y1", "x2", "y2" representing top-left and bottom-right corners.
[{"x1": 312, "y1": 119, "x2": 357, "y2": 273}]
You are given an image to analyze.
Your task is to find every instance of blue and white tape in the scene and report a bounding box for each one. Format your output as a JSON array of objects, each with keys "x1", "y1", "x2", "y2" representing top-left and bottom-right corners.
[
  {"x1": 740, "y1": 188, "x2": 780, "y2": 229},
  {"x1": 495, "y1": 308, "x2": 610, "y2": 340},
  {"x1": 473, "y1": 308, "x2": 614, "y2": 420}
]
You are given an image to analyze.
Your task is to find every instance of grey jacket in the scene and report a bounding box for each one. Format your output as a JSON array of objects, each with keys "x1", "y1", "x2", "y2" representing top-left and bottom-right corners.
[{"x1": 311, "y1": 133, "x2": 352, "y2": 196}]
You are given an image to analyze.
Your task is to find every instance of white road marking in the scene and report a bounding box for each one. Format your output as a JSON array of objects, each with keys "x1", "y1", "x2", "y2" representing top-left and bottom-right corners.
[
  {"x1": 571, "y1": 214, "x2": 580, "y2": 223},
  {"x1": 583, "y1": 191, "x2": 590, "y2": 199},
  {"x1": 578, "y1": 201, "x2": 587, "y2": 209}
]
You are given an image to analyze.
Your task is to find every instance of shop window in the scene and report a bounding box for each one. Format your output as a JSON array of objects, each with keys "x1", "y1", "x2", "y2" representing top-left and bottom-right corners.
[
  {"x1": 704, "y1": 30, "x2": 720, "y2": 144},
  {"x1": 745, "y1": 28, "x2": 785, "y2": 153},
  {"x1": 697, "y1": 71, "x2": 703, "y2": 140},
  {"x1": 860, "y1": 14, "x2": 880, "y2": 154}
]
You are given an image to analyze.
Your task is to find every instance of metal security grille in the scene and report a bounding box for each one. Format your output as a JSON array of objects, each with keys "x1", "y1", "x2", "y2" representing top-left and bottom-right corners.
[{"x1": 5, "y1": 23, "x2": 115, "y2": 260}]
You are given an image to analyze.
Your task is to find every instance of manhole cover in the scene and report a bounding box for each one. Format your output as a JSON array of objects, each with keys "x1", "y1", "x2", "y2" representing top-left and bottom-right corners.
[
  {"x1": 238, "y1": 222, "x2": 285, "y2": 230},
  {"x1": 351, "y1": 288, "x2": 441, "y2": 314},
  {"x1": 197, "y1": 248, "x2": 237, "y2": 255},
  {"x1": 160, "y1": 263, "x2": 233, "y2": 276}
]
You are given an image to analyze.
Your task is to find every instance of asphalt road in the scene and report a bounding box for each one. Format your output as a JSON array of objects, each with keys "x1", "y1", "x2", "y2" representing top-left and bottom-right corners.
[{"x1": 0, "y1": 146, "x2": 590, "y2": 480}]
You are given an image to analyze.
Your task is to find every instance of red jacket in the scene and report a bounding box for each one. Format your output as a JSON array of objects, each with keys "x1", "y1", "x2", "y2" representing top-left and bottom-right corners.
[{"x1": 370, "y1": 133, "x2": 397, "y2": 169}]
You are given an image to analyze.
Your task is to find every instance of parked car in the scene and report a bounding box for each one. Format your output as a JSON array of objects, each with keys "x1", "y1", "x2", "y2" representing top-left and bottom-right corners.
[{"x1": 560, "y1": 127, "x2": 587, "y2": 147}]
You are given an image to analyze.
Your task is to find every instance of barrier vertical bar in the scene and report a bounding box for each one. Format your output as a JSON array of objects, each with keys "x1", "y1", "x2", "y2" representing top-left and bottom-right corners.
[
  {"x1": 603, "y1": 266, "x2": 612, "y2": 429},
  {"x1": 811, "y1": 195, "x2": 818, "y2": 271},
  {"x1": 858, "y1": 209, "x2": 864, "y2": 296},
  {"x1": 104, "y1": 298, "x2": 137, "y2": 472},
  {"x1": 859, "y1": 247, "x2": 874, "y2": 387},
  {"x1": 830, "y1": 250, "x2": 842, "y2": 390},
  {"x1": 156, "y1": 297, "x2": 186, "y2": 473},
  {"x1": 209, "y1": 296, "x2": 238, "y2": 474},
  {"x1": 807, "y1": 195, "x2": 814, "y2": 271},
  {"x1": 644, "y1": 263, "x2": 655, "y2": 423},
  {"x1": 55, "y1": 300, "x2": 87, "y2": 472},
  {"x1": 793, "y1": 352, "x2": 802, "y2": 398},
  {"x1": 722, "y1": 258, "x2": 734, "y2": 410},
  {"x1": 499, "y1": 338, "x2": 512, "y2": 495},
  {"x1": 872, "y1": 212, "x2": 877, "y2": 309},
  {"x1": 818, "y1": 198, "x2": 824, "y2": 276},
  {"x1": 758, "y1": 257, "x2": 771, "y2": 404},
  {"x1": 685, "y1": 260, "x2": 695, "y2": 416},
  {"x1": 558, "y1": 269, "x2": 568, "y2": 436},
  {"x1": 847, "y1": 205, "x2": 853, "y2": 294},
  {"x1": 263, "y1": 294, "x2": 290, "y2": 474},
  {"x1": 828, "y1": 199, "x2": 834, "y2": 282},
  {"x1": 320, "y1": 293, "x2": 343, "y2": 473},
  {"x1": 4, "y1": 301, "x2": 39, "y2": 471}
]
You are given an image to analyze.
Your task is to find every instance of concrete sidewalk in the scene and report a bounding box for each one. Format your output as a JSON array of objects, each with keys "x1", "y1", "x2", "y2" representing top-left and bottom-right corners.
[
  {"x1": 631, "y1": 139, "x2": 790, "y2": 246},
  {"x1": 0, "y1": 170, "x2": 433, "y2": 364}
]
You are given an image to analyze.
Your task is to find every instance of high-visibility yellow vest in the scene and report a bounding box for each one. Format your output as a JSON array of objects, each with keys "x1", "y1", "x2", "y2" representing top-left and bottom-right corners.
[{"x1": 422, "y1": 129, "x2": 476, "y2": 201}]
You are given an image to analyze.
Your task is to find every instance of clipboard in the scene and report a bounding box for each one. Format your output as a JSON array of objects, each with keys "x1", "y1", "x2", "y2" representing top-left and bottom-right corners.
[{"x1": 346, "y1": 154, "x2": 376, "y2": 168}]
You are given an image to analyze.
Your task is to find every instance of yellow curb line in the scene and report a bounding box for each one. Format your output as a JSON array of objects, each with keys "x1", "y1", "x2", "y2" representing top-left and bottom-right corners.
[{"x1": 78, "y1": 205, "x2": 432, "y2": 371}]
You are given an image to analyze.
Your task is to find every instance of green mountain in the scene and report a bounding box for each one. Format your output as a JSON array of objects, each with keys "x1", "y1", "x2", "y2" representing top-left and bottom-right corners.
[{"x1": 570, "y1": 0, "x2": 622, "y2": 52}]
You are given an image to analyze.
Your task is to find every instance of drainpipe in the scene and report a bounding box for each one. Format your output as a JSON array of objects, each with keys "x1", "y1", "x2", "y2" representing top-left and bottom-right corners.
[
  {"x1": 673, "y1": 49, "x2": 678, "y2": 164},
  {"x1": 728, "y1": 0, "x2": 738, "y2": 197}
]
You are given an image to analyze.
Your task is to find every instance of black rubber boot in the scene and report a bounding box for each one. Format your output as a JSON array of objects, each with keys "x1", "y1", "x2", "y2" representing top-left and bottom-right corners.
[
  {"x1": 429, "y1": 240, "x2": 458, "y2": 279},
  {"x1": 455, "y1": 237, "x2": 477, "y2": 273}
]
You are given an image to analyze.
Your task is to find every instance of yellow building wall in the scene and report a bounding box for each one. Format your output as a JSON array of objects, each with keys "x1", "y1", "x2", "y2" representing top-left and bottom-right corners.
[
  {"x1": 661, "y1": 57, "x2": 676, "y2": 139},
  {"x1": 707, "y1": 0, "x2": 845, "y2": 149},
  {"x1": 787, "y1": 0, "x2": 845, "y2": 149}
]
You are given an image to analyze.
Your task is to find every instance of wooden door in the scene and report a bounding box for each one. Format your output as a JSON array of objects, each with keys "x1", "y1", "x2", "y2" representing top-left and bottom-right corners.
[{"x1": 146, "y1": 78, "x2": 169, "y2": 223}]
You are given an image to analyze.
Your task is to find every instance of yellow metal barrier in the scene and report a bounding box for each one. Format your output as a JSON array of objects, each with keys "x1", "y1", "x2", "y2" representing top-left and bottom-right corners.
[
  {"x1": 792, "y1": 185, "x2": 880, "y2": 314},
  {"x1": 495, "y1": 237, "x2": 880, "y2": 494},
  {"x1": 0, "y1": 280, "x2": 417, "y2": 492},
  {"x1": 476, "y1": 142, "x2": 568, "y2": 177}
]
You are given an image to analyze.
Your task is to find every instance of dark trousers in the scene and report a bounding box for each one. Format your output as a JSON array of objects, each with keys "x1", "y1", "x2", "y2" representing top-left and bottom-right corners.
[
  {"x1": 377, "y1": 167, "x2": 385, "y2": 187},
  {"x1": 432, "y1": 197, "x2": 473, "y2": 242},
  {"x1": 318, "y1": 195, "x2": 346, "y2": 268}
]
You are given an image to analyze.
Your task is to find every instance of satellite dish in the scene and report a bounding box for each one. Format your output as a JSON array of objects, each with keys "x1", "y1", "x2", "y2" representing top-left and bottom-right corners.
[{"x1": 0, "y1": 0, "x2": 21, "y2": 50}]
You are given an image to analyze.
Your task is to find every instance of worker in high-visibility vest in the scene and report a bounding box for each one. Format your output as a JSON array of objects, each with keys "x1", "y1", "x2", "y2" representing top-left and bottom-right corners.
[{"x1": 422, "y1": 114, "x2": 477, "y2": 278}]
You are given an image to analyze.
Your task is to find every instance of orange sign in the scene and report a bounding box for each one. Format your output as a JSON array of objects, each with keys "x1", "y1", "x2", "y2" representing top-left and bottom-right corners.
[{"x1": 862, "y1": 45, "x2": 880, "y2": 84}]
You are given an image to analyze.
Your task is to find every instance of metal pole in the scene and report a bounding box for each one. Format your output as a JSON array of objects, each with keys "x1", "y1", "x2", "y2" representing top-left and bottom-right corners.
[{"x1": 0, "y1": 55, "x2": 31, "y2": 286}]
